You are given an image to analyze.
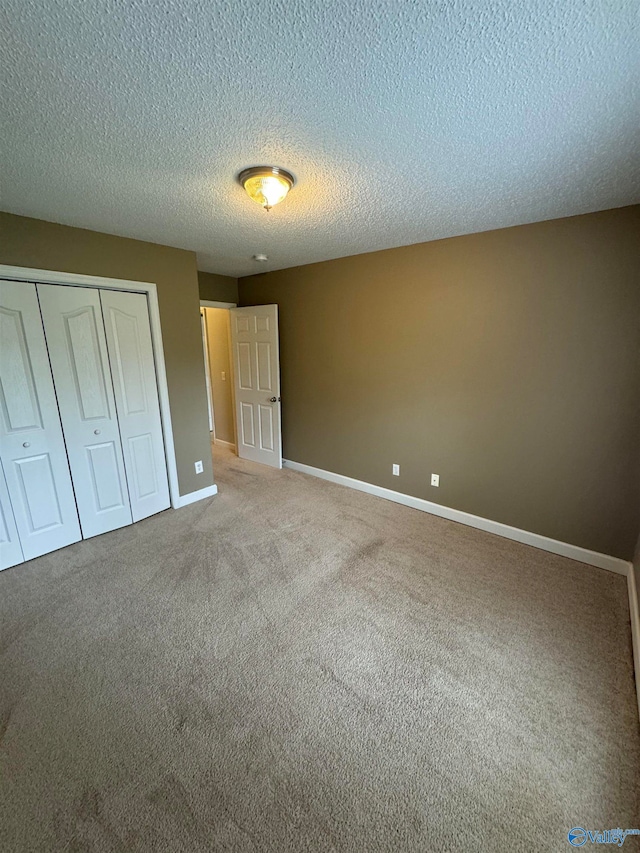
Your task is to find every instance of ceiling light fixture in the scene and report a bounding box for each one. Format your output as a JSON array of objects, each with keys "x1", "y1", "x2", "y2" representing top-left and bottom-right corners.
[{"x1": 238, "y1": 166, "x2": 295, "y2": 212}]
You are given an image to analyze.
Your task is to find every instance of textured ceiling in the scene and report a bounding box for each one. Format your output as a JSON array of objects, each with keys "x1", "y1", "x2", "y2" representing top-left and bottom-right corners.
[{"x1": 2, "y1": 1, "x2": 639, "y2": 278}]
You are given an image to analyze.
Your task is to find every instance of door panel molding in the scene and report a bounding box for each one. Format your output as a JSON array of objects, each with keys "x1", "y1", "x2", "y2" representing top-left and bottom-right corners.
[
  {"x1": 107, "y1": 307, "x2": 147, "y2": 415},
  {"x1": 15, "y1": 453, "x2": 64, "y2": 531},
  {"x1": 0, "y1": 460, "x2": 23, "y2": 570},
  {"x1": 86, "y1": 441, "x2": 128, "y2": 513},
  {"x1": 62, "y1": 305, "x2": 111, "y2": 421},
  {"x1": 0, "y1": 307, "x2": 43, "y2": 431}
]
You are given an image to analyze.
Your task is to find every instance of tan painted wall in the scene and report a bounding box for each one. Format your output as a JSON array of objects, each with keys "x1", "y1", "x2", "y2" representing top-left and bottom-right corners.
[
  {"x1": 204, "y1": 308, "x2": 235, "y2": 445},
  {"x1": 199, "y1": 271, "x2": 238, "y2": 304},
  {"x1": 0, "y1": 213, "x2": 214, "y2": 496},
  {"x1": 240, "y1": 206, "x2": 640, "y2": 560}
]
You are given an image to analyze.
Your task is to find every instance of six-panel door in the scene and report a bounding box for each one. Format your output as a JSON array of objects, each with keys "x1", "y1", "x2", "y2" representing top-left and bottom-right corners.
[
  {"x1": 0, "y1": 280, "x2": 82, "y2": 561},
  {"x1": 100, "y1": 289, "x2": 170, "y2": 521},
  {"x1": 229, "y1": 305, "x2": 282, "y2": 468},
  {"x1": 37, "y1": 284, "x2": 133, "y2": 538}
]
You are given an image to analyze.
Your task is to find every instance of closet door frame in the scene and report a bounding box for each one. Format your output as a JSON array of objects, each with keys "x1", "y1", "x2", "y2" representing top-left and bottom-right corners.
[{"x1": 0, "y1": 265, "x2": 197, "y2": 511}]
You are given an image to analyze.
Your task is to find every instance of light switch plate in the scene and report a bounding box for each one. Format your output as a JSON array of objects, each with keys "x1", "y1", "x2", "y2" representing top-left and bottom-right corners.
[
  {"x1": 392, "y1": 464, "x2": 400, "y2": 476},
  {"x1": 431, "y1": 473, "x2": 439, "y2": 487}
]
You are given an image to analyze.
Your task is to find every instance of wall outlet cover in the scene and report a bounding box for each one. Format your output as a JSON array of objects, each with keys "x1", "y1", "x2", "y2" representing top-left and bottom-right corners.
[
  {"x1": 392, "y1": 464, "x2": 400, "y2": 476},
  {"x1": 195, "y1": 460, "x2": 204, "y2": 474},
  {"x1": 431, "y1": 473, "x2": 439, "y2": 487}
]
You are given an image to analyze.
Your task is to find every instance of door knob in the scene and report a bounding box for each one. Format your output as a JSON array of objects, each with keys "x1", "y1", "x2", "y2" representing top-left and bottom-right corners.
[
  {"x1": 269, "y1": 396, "x2": 281, "y2": 403},
  {"x1": 94, "y1": 429, "x2": 101, "y2": 435},
  {"x1": 22, "y1": 442, "x2": 30, "y2": 448}
]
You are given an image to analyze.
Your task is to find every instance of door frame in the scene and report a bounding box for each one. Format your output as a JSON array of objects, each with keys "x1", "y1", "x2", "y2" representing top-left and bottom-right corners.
[
  {"x1": 0, "y1": 265, "x2": 183, "y2": 509},
  {"x1": 200, "y1": 310, "x2": 215, "y2": 435},
  {"x1": 200, "y1": 300, "x2": 237, "y2": 309},
  {"x1": 200, "y1": 300, "x2": 238, "y2": 451}
]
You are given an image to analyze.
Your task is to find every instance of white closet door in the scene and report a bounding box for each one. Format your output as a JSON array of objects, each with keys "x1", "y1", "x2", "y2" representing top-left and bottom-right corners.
[
  {"x1": 37, "y1": 284, "x2": 133, "y2": 538},
  {"x1": 0, "y1": 459, "x2": 25, "y2": 570},
  {"x1": 0, "y1": 280, "x2": 81, "y2": 560},
  {"x1": 100, "y1": 290, "x2": 170, "y2": 521}
]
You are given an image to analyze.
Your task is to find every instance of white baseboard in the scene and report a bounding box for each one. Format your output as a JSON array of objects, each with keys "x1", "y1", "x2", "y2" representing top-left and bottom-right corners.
[
  {"x1": 283, "y1": 459, "x2": 630, "y2": 576},
  {"x1": 172, "y1": 483, "x2": 218, "y2": 508},
  {"x1": 213, "y1": 438, "x2": 236, "y2": 450},
  {"x1": 628, "y1": 565, "x2": 640, "y2": 721}
]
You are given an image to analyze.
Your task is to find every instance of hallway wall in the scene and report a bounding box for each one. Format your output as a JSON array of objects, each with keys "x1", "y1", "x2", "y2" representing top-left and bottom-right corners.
[
  {"x1": 204, "y1": 308, "x2": 235, "y2": 445},
  {"x1": 199, "y1": 271, "x2": 238, "y2": 303}
]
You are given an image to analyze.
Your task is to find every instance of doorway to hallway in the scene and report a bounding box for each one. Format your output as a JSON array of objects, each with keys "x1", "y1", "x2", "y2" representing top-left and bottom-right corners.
[
  {"x1": 201, "y1": 300, "x2": 283, "y2": 470},
  {"x1": 200, "y1": 302, "x2": 237, "y2": 455}
]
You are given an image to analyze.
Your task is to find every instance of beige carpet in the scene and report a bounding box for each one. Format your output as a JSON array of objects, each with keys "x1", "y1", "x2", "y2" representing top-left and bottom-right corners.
[{"x1": 1, "y1": 444, "x2": 638, "y2": 852}]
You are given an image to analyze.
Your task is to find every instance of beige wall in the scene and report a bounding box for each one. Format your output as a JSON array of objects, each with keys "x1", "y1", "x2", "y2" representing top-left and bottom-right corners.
[
  {"x1": 0, "y1": 213, "x2": 214, "y2": 496},
  {"x1": 240, "y1": 206, "x2": 640, "y2": 560},
  {"x1": 204, "y1": 308, "x2": 235, "y2": 445},
  {"x1": 199, "y1": 271, "x2": 238, "y2": 304}
]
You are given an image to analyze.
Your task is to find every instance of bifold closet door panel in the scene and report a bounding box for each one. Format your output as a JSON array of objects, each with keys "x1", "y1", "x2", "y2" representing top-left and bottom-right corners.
[
  {"x1": 0, "y1": 459, "x2": 25, "y2": 570},
  {"x1": 0, "y1": 280, "x2": 82, "y2": 560},
  {"x1": 100, "y1": 290, "x2": 170, "y2": 521},
  {"x1": 37, "y1": 284, "x2": 133, "y2": 538}
]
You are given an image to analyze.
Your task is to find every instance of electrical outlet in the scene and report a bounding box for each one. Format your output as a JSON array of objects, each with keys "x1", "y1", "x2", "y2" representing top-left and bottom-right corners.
[
  {"x1": 195, "y1": 460, "x2": 204, "y2": 474},
  {"x1": 431, "y1": 473, "x2": 440, "y2": 487},
  {"x1": 392, "y1": 463, "x2": 400, "y2": 476},
  {"x1": 221, "y1": 371, "x2": 226, "y2": 381}
]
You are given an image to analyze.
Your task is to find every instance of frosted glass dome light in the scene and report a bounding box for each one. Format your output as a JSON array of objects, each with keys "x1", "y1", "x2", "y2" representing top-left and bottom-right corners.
[{"x1": 239, "y1": 166, "x2": 295, "y2": 211}]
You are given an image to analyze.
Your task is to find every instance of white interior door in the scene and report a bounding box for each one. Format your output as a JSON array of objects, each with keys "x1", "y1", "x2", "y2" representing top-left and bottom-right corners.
[
  {"x1": 229, "y1": 305, "x2": 282, "y2": 468},
  {"x1": 100, "y1": 289, "x2": 170, "y2": 522},
  {"x1": 37, "y1": 284, "x2": 133, "y2": 538},
  {"x1": 0, "y1": 280, "x2": 82, "y2": 560},
  {"x1": 0, "y1": 459, "x2": 25, "y2": 570}
]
